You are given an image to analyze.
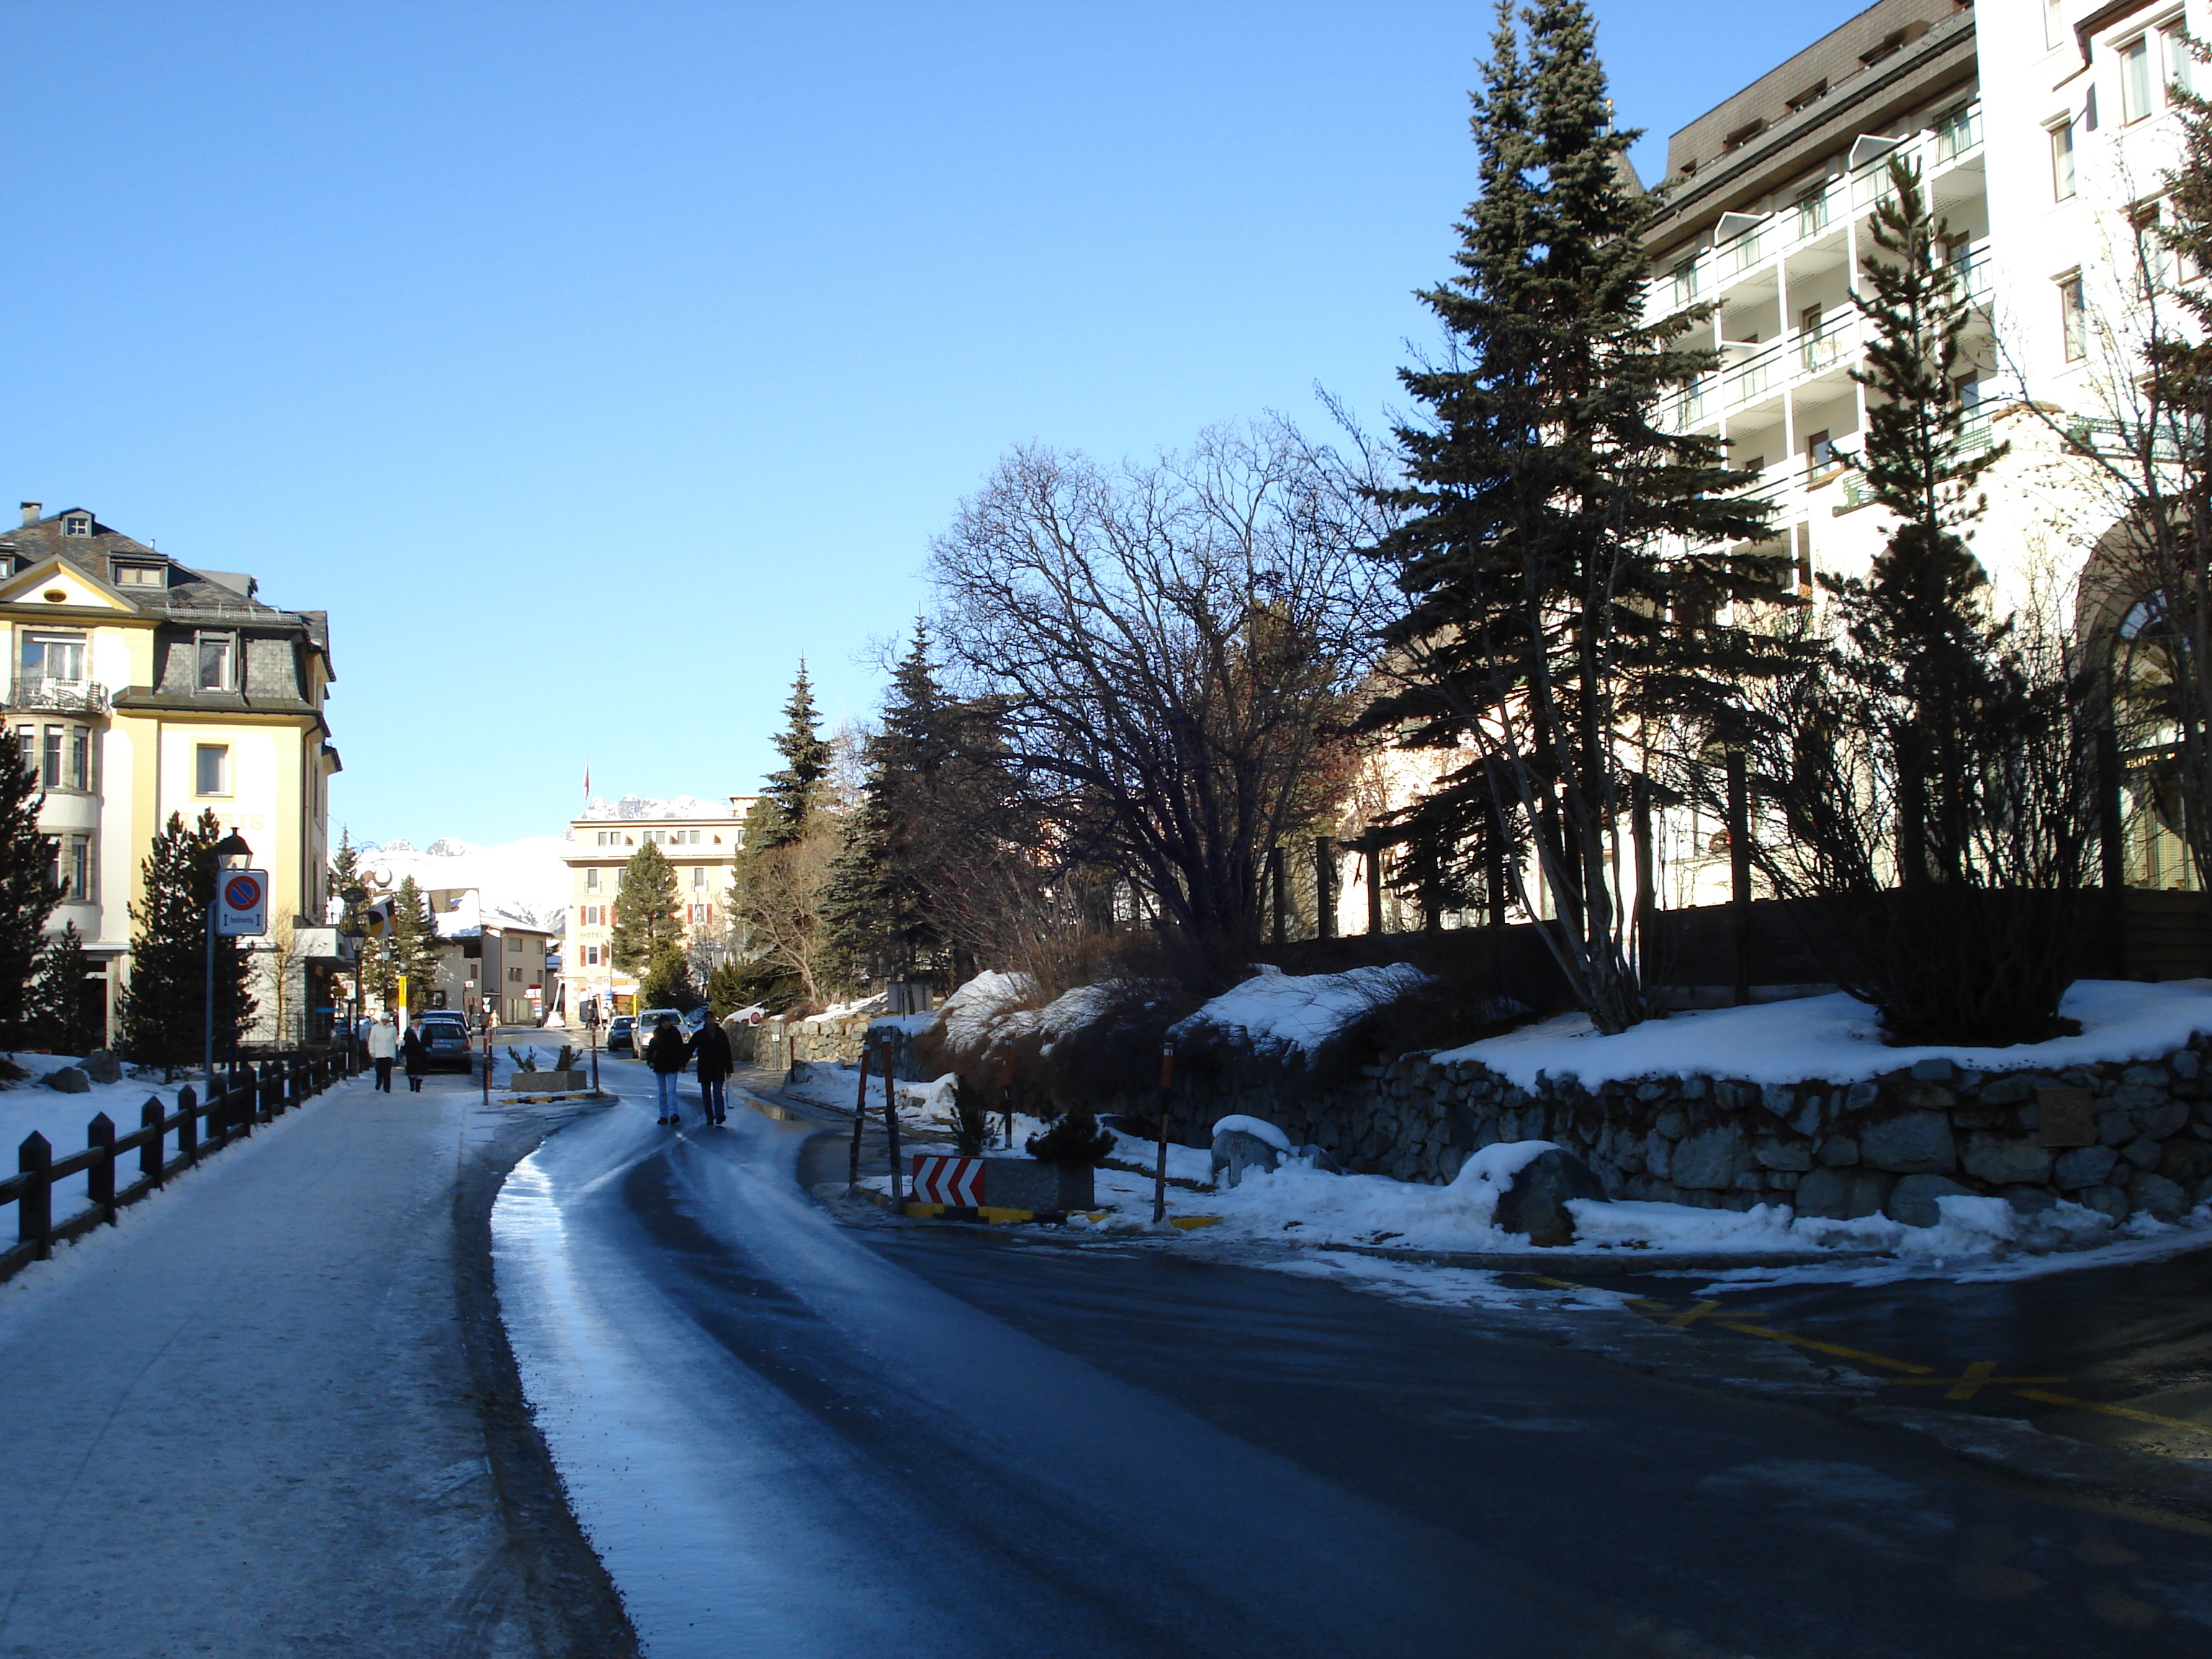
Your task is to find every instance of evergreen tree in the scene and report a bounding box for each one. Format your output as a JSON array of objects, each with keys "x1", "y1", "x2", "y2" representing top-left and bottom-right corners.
[
  {"x1": 0, "y1": 745, "x2": 59, "y2": 1043},
  {"x1": 119, "y1": 811, "x2": 256, "y2": 1074},
  {"x1": 636, "y1": 942, "x2": 700, "y2": 1011},
  {"x1": 756, "y1": 663, "x2": 830, "y2": 848},
  {"x1": 387, "y1": 877, "x2": 443, "y2": 1012},
  {"x1": 27, "y1": 924, "x2": 98, "y2": 1054},
  {"x1": 704, "y1": 958, "x2": 752, "y2": 1019},
  {"x1": 1364, "y1": 0, "x2": 1780, "y2": 1033},
  {"x1": 331, "y1": 827, "x2": 365, "y2": 929},
  {"x1": 608, "y1": 841, "x2": 682, "y2": 973}
]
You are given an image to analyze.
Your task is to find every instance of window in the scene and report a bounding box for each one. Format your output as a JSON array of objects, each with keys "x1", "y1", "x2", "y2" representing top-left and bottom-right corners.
[
  {"x1": 195, "y1": 632, "x2": 233, "y2": 691},
  {"x1": 2165, "y1": 23, "x2": 2195, "y2": 97},
  {"x1": 195, "y1": 743, "x2": 228, "y2": 796},
  {"x1": 68, "y1": 724, "x2": 88, "y2": 791},
  {"x1": 1671, "y1": 261, "x2": 1699, "y2": 306},
  {"x1": 1786, "y1": 80, "x2": 1827, "y2": 114},
  {"x1": 2046, "y1": 0, "x2": 2066, "y2": 48},
  {"x1": 594, "y1": 830, "x2": 621, "y2": 846},
  {"x1": 2123, "y1": 35, "x2": 2155, "y2": 122},
  {"x1": 582, "y1": 944, "x2": 603, "y2": 968},
  {"x1": 691, "y1": 865, "x2": 706, "y2": 889},
  {"x1": 14, "y1": 726, "x2": 30, "y2": 773},
  {"x1": 688, "y1": 903, "x2": 712, "y2": 926},
  {"x1": 1805, "y1": 430, "x2": 1834, "y2": 472},
  {"x1": 508, "y1": 966, "x2": 523, "y2": 983},
  {"x1": 112, "y1": 563, "x2": 162, "y2": 587},
  {"x1": 1722, "y1": 117, "x2": 1766, "y2": 152},
  {"x1": 585, "y1": 868, "x2": 601, "y2": 892},
  {"x1": 21, "y1": 632, "x2": 85, "y2": 687},
  {"x1": 2087, "y1": 84, "x2": 2101, "y2": 130},
  {"x1": 66, "y1": 835, "x2": 89, "y2": 900},
  {"x1": 62, "y1": 515, "x2": 89, "y2": 537},
  {"x1": 41, "y1": 726, "x2": 61, "y2": 787},
  {"x1": 2060, "y1": 272, "x2": 2087, "y2": 359},
  {"x1": 1795, "y1": 186, "x2": 1830, "y2": 238},
  {"x1": 1933, "y1": 104, "x2": 1976, "y2": 160},
  {"x1": 2051, "y1": 121, "x2": 2077, "y2": 199}
]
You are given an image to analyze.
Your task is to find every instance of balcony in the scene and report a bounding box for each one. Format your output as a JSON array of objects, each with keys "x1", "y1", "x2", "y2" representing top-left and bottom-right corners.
[{"x1": 4, "y1": 678, "x2": 109, "y2": 715}]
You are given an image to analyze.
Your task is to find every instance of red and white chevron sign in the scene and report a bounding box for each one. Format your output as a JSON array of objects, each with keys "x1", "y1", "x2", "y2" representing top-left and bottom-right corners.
[{"x1": 909, "y1": 1154, "x2": 984, "y2": 1206}]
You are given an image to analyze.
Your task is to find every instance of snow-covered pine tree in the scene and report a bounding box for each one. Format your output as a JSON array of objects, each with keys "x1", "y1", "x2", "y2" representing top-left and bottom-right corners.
[
  {"x1": 1364, "y1": 0, "x2": 1779, "y2": 1033},
  {"x1": 0, "y1": 744, "x2": 59, "y2": 1043},
  {"x1": 609, "y1": 841, "x2": 682, "y2": 974},
  {"x1": 119, "y1": 811, "x2": 256, "y2": 1074}
]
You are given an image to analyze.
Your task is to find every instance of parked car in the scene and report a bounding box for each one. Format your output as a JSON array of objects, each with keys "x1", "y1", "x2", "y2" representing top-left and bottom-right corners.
[
  {"x1": 637, "y1": 1008, "x2": 684, "y2": 1053},
  {"x1": 417, "y1": 1011, "x2": 475, "y2": 1073},
  {"x1": 680, "y1": 1006, "x2": 710, "y2": 1039},
  {"x1": 606, "y1": 1015, "x2": 636, "y2": 1056}
]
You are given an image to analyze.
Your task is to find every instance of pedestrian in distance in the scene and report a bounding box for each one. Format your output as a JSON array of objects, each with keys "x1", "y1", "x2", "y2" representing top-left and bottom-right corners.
[
  {"x1": 367, "y1": 1012, "x2": 398, "y2": 1092},
  {"x1": 691, "y1": 1013, "x2": 733, "y2": 1126},
  {"x1": 403, "y1": 1015, "x2": 431, "y2": 1094},
  {"x1": 645, "y1": 1014, "x2": 687, "y2": 1125}
]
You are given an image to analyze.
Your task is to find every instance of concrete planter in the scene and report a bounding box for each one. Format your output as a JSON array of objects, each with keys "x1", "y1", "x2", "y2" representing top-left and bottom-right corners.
[{"x1": 506, "y1": 1069, "x2": 588, "y2": 1092}]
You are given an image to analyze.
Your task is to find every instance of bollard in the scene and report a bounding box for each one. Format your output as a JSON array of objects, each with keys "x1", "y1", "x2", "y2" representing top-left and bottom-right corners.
[
  {"x1": 1153, "y1": 1039, "x2": 1176, "y2": 1225},
  {"x1": 87, "y1": 1113, "x2": 115, "y2": 1226},
  {"x1": 140, "y1": 1099, "x2": 165, "y2": 1188},
  {"x1": 847, "y1": 1048, "x2": 872, "y2": 1196},
  {"x1": 999, "y1": 1038, "x2": 1015, "y2": 1150},
  {"x1": 18, "y1": 1133, "x2": 51, "y2": 1261},
  {"x1": 884, "y1": 1042, "x2": 902, "y2": 1204}
]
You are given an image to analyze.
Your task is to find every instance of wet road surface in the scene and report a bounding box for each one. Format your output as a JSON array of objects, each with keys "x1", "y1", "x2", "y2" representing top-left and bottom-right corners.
[{"x1": 495, "y1": 1074, "x2": 2212, "y2": 1657}]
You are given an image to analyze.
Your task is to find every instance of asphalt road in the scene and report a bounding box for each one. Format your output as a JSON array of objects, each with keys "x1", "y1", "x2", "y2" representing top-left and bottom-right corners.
[{"x1": 499, "y1": 1060, "x2": 2212, "y2": 1657}]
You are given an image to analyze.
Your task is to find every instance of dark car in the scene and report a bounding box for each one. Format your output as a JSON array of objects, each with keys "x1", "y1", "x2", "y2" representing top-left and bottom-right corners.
[
  {"x1": 606, "y1": 1015, "x2": 636, "y2": 1056},
  {"x1": 418, "y1": 1012, "x2": 475, "y2": 1072}
]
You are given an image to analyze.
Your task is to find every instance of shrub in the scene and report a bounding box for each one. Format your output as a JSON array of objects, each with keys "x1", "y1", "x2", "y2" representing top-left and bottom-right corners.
[{"x1": 1025, "y1": 1110, "x2": 1115, "y2": 1165}]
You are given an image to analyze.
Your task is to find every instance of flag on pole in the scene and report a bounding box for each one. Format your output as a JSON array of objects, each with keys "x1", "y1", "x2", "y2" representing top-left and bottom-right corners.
[{"x1": 583, "y1": 760, "x2": 591, "y2": 799}]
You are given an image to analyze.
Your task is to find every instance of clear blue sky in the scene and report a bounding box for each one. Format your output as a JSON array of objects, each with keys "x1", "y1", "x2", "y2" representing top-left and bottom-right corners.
[{"x1": 5, "y1": 1, "x2": 1861, "y2": 846}]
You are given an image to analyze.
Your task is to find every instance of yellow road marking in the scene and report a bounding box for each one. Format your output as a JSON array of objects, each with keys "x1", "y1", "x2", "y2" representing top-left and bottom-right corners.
[
  {"x1": 1712, "y1": 1321, "x2": 1937, "y2": 1375},
  {"x1": 1666, "y1": 1300, "x2": 1728, "y2": 1328},
  {"x1": 2011, "y1": 1388, "x2": 2212, "y2": 1437},
  {"x1": 1169, "y1": 1215, "x2": 1223, "y2": 1230},
  {"x1": 1889, "y1": 1361, "x2": 2068, "y2": 1401}
]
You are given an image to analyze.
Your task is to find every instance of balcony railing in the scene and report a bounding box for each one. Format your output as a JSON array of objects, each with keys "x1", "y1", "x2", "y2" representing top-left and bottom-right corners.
[{"x1": 4, "y1": 678, "x2": 109, "y2": 714}]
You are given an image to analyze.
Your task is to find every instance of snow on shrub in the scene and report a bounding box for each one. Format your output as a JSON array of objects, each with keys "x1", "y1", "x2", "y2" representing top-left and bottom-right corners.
[{"x1": 1170, "y1": 963, "x2": 1433, "y2": 1068}]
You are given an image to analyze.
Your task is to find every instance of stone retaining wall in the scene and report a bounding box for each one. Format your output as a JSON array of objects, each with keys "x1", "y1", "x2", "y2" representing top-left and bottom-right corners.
[{"x1": 1137, "y1": 1038, "x2": 2212, "y2": 1226}]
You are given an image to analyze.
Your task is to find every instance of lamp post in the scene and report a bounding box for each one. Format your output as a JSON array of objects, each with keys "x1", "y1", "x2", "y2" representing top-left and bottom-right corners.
[
  {"x1": 204, "y1": 830, "x2": 253, "y2": 1097},
  {"x1": 338, "y1": 882, "x2": 367, "y2": 1076}
]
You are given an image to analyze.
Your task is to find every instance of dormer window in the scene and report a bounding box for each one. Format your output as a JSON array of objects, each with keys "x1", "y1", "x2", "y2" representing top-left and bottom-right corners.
[
  {"x1": 195, "y1": 631, "x2": 235, "y2": 692},
  {"x1": 63, "y1": 515, "x2": 91, "y2": 537},
  {"x1": 113, "y1": 562, "x2": 163, "y2": 587}
]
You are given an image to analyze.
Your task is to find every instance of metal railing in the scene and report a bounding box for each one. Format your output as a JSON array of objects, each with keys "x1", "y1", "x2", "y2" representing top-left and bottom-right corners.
[{"x1": 3, "y1": 678, "x2": 109, "y2": 714}]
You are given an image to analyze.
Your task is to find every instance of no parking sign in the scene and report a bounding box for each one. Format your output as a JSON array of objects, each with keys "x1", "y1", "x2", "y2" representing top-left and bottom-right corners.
[{"x1": 216, "y1": 870, "x2": 269, "y2": 937}]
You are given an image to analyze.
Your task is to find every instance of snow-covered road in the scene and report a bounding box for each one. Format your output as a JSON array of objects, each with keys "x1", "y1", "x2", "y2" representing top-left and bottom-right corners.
[
  {"x1": 494, "y1": 1081, "x2": 1609, "y2": 1658},
  {"x1": 0, "y1": 1069, "x2": 631, "y2": 1658}
]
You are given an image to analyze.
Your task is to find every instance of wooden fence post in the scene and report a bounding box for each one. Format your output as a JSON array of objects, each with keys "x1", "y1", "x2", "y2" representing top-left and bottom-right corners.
[
  {"x1": 847, "y1": 1048, "x2": 871, "y2": 1197},
  {"x1": 1314, "y1": 837, "x2": 1336, "y2": 940},
  {"x1": 884, "y1": 1052, "x2": 902, "y2": 1204},
  {"x1": 1727, "y1": 749, "x2": 1753, "y2": 1007},
  {"x1": 87, "y1": 1112, "x2": 115, "y2": 1227},
  {"x1": 18, "y1": 1133, "x2": 50, "y2": 1262},
  {"x1": 1366, "y1": 846, "x2": 1384, "y2": 936},
  {"x1": 178, "y1": 1085, "x2": 199, "y2": 1163},
  {"x1": 140, "y1": 1099, "x2": 165, "y2": 1188}
]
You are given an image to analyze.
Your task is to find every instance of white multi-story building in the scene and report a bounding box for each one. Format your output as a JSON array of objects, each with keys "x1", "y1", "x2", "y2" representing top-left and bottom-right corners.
[
  {"x1": 1642, "y1": 0, "x2": 2204, "y2": 905},
  {"x1": 560, "y1": 793, "x2": 761, "y2": 1014}
]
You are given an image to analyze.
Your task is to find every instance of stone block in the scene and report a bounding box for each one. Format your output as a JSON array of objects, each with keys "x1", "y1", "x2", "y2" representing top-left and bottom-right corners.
[
  {"x1": 1897, "y1": 1082, "x2": 1956, "y2": 1111},
  {"x1": 2122, "y1": 1066, "x2": 2168, "y2": 1089},
  {"x1": 1678, "y1": 1077, "x2": 1709, "y2": 1100},
  {"x1": 2078, "y1": 1184, "x2": 2131, "y2": 1221},
  {"x1": 1859, "y1": 1112, "x2": 1956, "y2": 1175},
  {"x1": 1791, "y1": 1098, "x2": 1824, "y2": 1138},
  {"x1": 2159, "y1": 1138, "x2": 2212, "y2": 1185},
  {"x1": 1979, "y1": 1074, "x2": 2034, "y2": 1106},
  {"x1": 1670, "y1": 1123, "x2": 1749, "y2": 1190},
  {"x1": 1817, "y1": 1134, "x2": 1860, "y2": 1166},
  {"x1": 1960, "y1": 1133, "x2": 2051, "y2": 1187},
  {"x1": 1759, "y1": 1084, "x2": 1796, "y2": 1117},
  {"x1": 1794, "y1": 1166, "x2": 1894, "y2": 1220},
  {"x1": 1951, "y1": 1106, "x2": 2002, "y2": 1128},
  {"x1": 2098, "y1": 1111, "x2": 2134, "y2": 1147},
  {"x1": 42, "y1": 1067, "x2": 89, "y2": 1094},
  {"x1": 2131, "y1": 1172, "x2": 2191, "y2": 1222},
  {"x1": 2051, "y1": 1143, "x2": 2118, "y2": 1190},
  {"x1": 1886, "y1": 1173, "x2": 1972, "y2": 1228},
  {"x1": 2131, "y1": 1101, "x2": 2190, "y2": 1141},
  {"x1": 2000, "y1": 1186, "x2": 2058, "y2": 1215},
  {"x1": 2034, "y1": 1087, "x2": 2097, "y2": 1148},
  {"x1": 2173, "y1": 1050, "x2": 2201, "y2": 1081},
  {"x1": 1491, "y1": 1147, "x2": 1609, "y2": 1248},
  {"x1": 1734, "y1": 1172, "x2": 1766, "y2": 1191},
  {"x1": 82, "y1": 1050, "x2": 122, "y2": 1085},
  {"x1": 1643, "y1": 1132, "x2": 1671, "y2": 1181},
  {"x1": 1910, "y1": 1057, "x2": 1956, "y2": 1083},
  {"x1": 2121, "y1": 1135, "x2": 2163, "y2": 1172},
  {"x1": 1211, "y1": 1128, "x2": 1284, "y2": 1190},
  {"x1": 1768, "y1": 1169, "x2": 1802, "y2": 1191},
  {"x1": 2110, "y1": 1084, "x2": 2171, "y2": 1115},
  {"x1": 1654, "y1": 1110, "x2": 1686, "y2": 1140},
  {"x1": 1845, "y1": 1080, "x2": 1880, "y2": 1112},
  {"x1": 1753, "y1": 1137, "x2": 1812, "y2": 1171}
]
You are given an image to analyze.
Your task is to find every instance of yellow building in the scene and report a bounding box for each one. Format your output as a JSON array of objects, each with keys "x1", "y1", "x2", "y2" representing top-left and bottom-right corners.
[{"x1": 1, "y1": 502, "x2": 341, "y2": 1041}]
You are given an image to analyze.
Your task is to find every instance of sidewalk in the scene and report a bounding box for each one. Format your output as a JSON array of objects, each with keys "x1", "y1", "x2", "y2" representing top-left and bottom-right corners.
[{"x1": 0, "y1": 1071, "x2": 634, "y2": 1659}]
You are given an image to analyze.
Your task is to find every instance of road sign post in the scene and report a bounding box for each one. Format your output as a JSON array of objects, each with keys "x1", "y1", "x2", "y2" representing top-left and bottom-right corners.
[{"x1": 207, "y1": 858, "x2": 266, "y2": 1097}]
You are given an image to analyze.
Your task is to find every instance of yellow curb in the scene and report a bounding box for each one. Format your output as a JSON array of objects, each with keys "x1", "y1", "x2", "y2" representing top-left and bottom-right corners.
[
  {"x1": 977, "y1": 1205, "x2": 1038, "y2": 1224},
  {"x1": 1169, "y1": 1215, "x2": 1223, "y2": 1230}
]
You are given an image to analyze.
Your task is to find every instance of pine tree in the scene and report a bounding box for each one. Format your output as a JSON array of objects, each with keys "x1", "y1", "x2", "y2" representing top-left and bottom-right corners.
[
  {"x1": 704, "y1": 958, "x2": 752, "y2": 1019},
  {"x1": 0, "y1": 745, "x2": 59, "y2": 1043},
  {"x1": 756, "y1": 662, "x2": 830, "y2": 849},
  {"x1": 119, "y1": 811, "x2": 256, "y2": 1074},
  {"x1": 1364, "y1": 0, "x2": 1781, "y2": 1033},
  {"x1": 331, "y1": 827, "x2": 365, "y2": 930},
  {"x1": 387, "y1": 877, "x2": 443, "y2": 1012},
  {"x1": 608, "y1": 841, "x2": 682, "y2": 974},
  {"x1": 27, "y1": 924, "x2": 98, "y2": 1054},
  {"x1": 636, "y1": 942, "x2": 699, "y2": 1011}
]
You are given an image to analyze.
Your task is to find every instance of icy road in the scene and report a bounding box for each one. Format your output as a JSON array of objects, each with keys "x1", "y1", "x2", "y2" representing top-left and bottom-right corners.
[{"x1": 498, "y1": 1076, "x2": 2212, "y2": 1658}]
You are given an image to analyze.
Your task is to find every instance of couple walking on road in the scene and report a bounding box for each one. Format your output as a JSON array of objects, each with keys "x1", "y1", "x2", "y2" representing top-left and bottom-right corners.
[
  {"x1": 644, "y1": 1013, "x2": 732, "y2": 1127},
  {"x1": 362, "y1": 1012, "x2": 431, "y2": 1094}
]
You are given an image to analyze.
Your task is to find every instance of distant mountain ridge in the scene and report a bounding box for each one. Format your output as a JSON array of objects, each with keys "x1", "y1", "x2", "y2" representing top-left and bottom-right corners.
[{"x1": 356, "y1": 835, "x2": 572, "y2": 932}]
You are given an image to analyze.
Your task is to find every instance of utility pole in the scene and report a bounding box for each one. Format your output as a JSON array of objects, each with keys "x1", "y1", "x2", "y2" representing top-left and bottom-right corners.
[{"x1": 1152, "y1": 1039, "x2": 1176, "y2": 1225}]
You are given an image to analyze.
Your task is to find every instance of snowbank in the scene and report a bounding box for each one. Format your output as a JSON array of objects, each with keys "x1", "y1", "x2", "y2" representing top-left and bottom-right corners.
[
  {"x1": 1171, "y1": 963, "x2": 1430, "y2": 1062},
  {"x1": 1443, "y1": 979, "x2": 2212, "y2": 1089}
]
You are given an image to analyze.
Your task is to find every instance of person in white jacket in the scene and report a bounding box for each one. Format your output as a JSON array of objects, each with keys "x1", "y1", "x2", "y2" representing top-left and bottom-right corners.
[{"x1": 367, "y1": 1013, "x2": 399, "y2": 1092}]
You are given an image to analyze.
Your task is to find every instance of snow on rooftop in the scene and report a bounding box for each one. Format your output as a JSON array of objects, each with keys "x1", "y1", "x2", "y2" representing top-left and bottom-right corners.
[
  {"x1": 1442, "y1": 979, "x2": 2212, "y2": 1089},
  {"x1": 356, "y1": 835, "x2": 570, "y2": 931},
  {"x1": 1171, "y1": 963, "x2": 1431, "y2": 1061}
]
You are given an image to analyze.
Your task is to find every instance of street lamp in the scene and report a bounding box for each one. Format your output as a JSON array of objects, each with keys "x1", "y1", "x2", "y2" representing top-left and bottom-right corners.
[
  {"x1": 204, "y1": 830, "x2": 253, "y2": 1095},
  {"x1": 338, "y1": 882, "x2": 368, "y2": 1076}
]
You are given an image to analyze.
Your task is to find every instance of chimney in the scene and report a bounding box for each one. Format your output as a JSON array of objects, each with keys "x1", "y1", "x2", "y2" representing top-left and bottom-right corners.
[{"x1": 19, "y1": 502, "x2": 40, "y2": 526}]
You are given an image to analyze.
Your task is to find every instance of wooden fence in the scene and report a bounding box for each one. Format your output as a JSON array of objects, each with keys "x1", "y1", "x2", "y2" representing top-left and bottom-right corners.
[{"x1": 0, "y1": 1051, "x2": 339, "y2": 1287}]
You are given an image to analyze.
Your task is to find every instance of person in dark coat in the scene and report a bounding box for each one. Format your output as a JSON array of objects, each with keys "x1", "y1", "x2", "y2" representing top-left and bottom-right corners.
[
  {"x1": 644, "y1": 1015, "x2": 688, "y2": 1125},
  {"x1": 691, "y1": 1016, "x2": 734, "y2": 1126},
  {"x1": 402, "y1": 1016, "x2": 431, "y2": 1093}
]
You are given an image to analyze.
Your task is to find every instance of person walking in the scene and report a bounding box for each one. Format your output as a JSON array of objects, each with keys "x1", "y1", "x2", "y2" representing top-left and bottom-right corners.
[
  {"x1": 644, "y1": 1014, "x2": 687, "y2": 1125},
  {"x1": 402, "y1": 1015, "x2": 431, "y2": 1094},
  {"x1": 367, "y1": 1013, "x2": 398, "y2": 1092},
  {"x1": 691, "y1": 1013, "x2": 734, "y2": 1126}
]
